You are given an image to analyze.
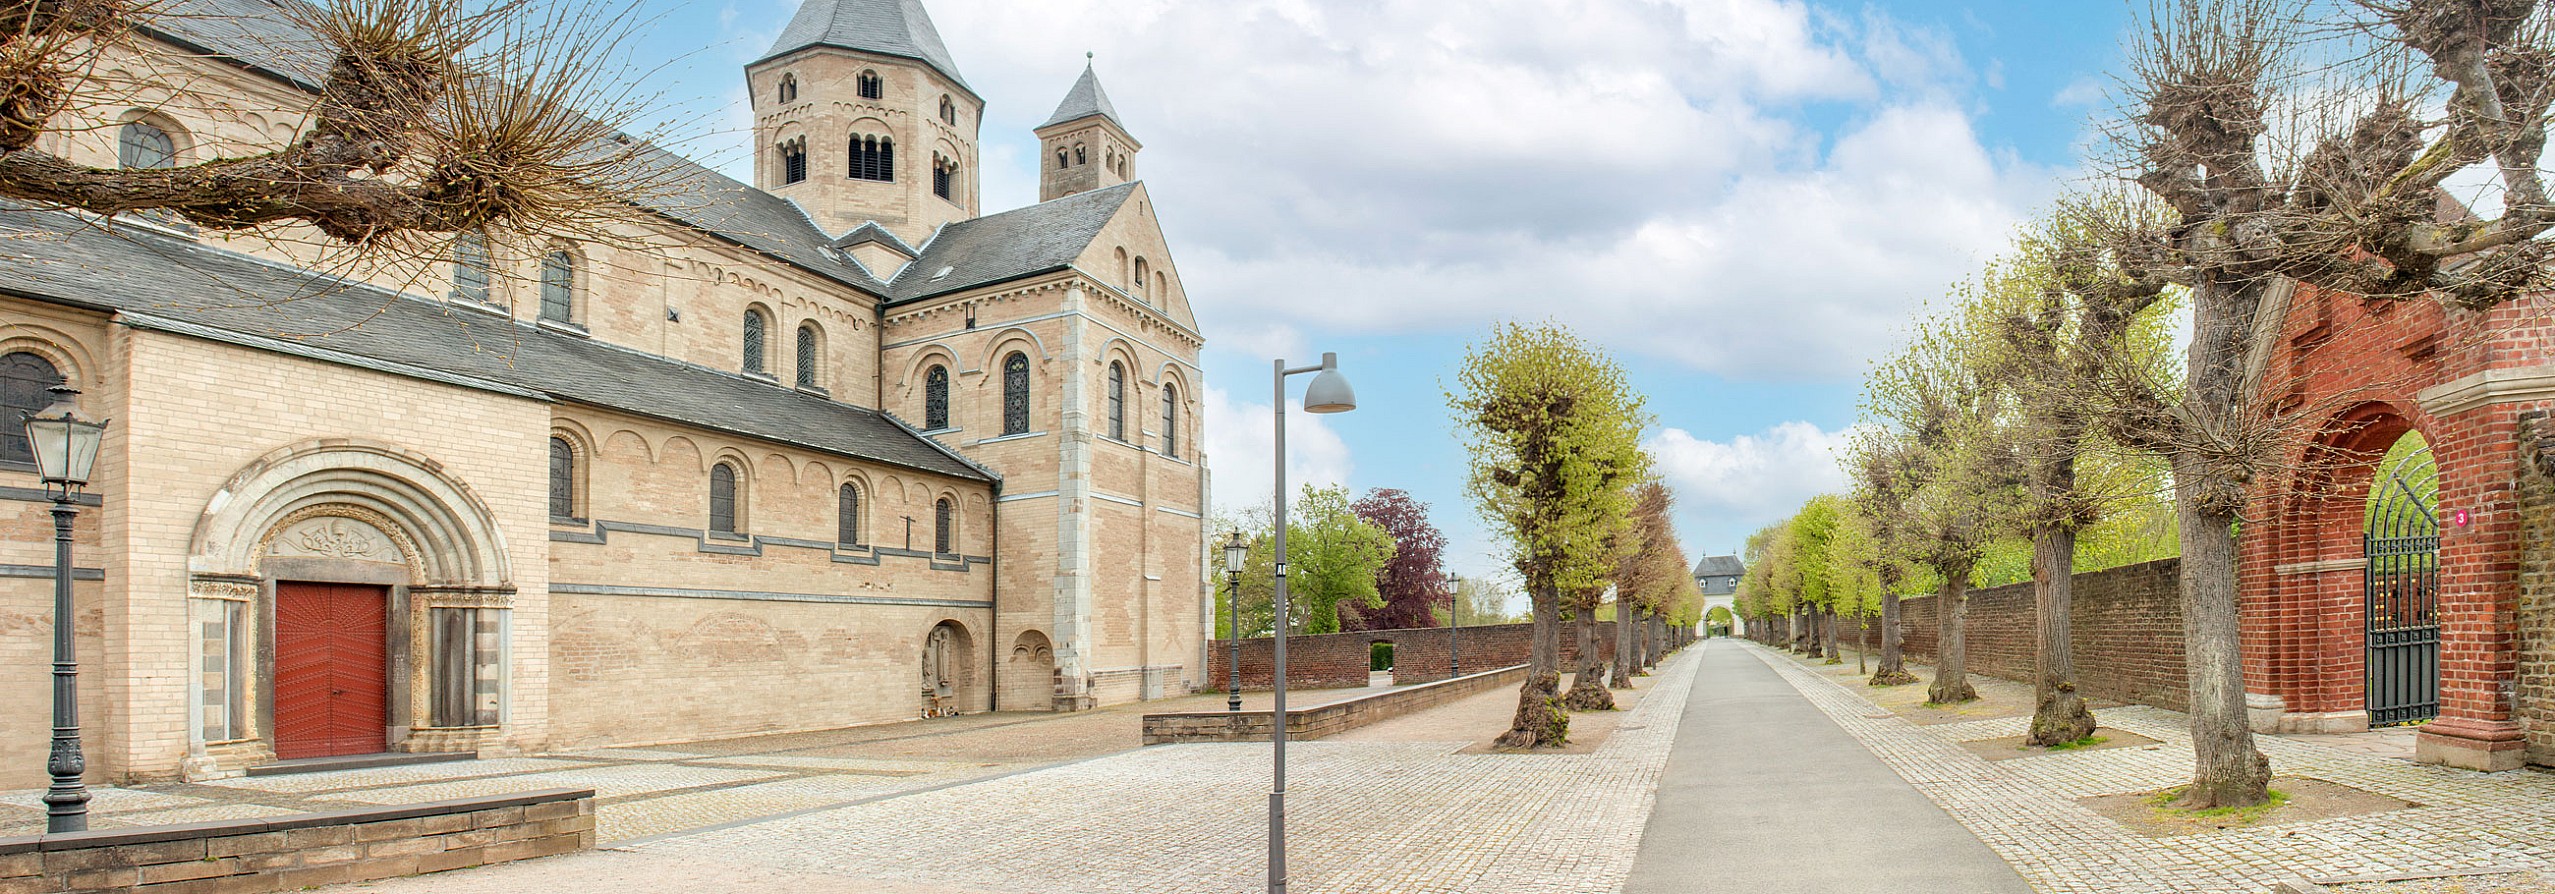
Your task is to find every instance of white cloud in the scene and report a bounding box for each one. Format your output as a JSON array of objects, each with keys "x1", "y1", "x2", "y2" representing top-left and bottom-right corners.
[
  {"x1": 904, "y1": 0, "x2": 2047, "y2": 380},
  {"x1": 1201, "y1": 384, "x2": 1353, "y2": 520},
  {"x1": 1646, "y1": 421, "x2": 1861, "y2": 551}
]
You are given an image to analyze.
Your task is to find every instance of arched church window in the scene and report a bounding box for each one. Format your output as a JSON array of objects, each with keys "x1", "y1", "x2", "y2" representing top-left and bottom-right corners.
[
  {"x1": 796, "y1": 322, "x2": 821, "y2": 388},
  {"x1": 118, "y1": 120, "x2": 174, "y2": 169},
  {"x1": 709, "y1": 462, "x2": 741, "y2": 534},
  {"x1": 539, "y1": 249, "x2": 576, "y2": 323},
  {"x1": 857, "y1": 70, "x2": 882, "y2": 100},
  {"x1": 547, "y1": 437, "x2": 577, "y2": 520},
  {"x1": 743, "y1": 308, "x2": 770, "y2": 375},
  {"x1": 852, "y1": 134, "x2": 895, "y2": 182},
  {"x1": 924, "y1": 364, "x2": 950, "y2": 430},
  {"x1": 450, "y1": 231, "x2": 492, "y2": 304},
  {"x1": 1134, "y1": 258, "x2": 1149, "y2": 301},
  {"x1": 933, "y1": 155, "x2": 957, "y2": 200},
  {"x1": 934, "y1": 496, "x2": 955, "y2": 554},
  {"x1": 1106, "y1": 361, "x2": 1126, "y2": 441},
  {"x1": 938, "y1": 95, "x2": 956, "y2": 126},
  {"x1": 776, "y1": 73, "x2": 797, "y2": 104},
  {"x1": 779, "y1": 138, "x2": 806, "y2": 185},
  {"x1": 1056, "y1": 147, "x2": 1068, "y2": 170},
  {"x1": 0, "y1": 352, "x2": 64, "y2": 466},
  {"x1": 1002, "y1": 352, "x2": 1030, "y2": 435},
  {"x1": 1162, "y1": 383, "x2": 1179, "y2": 459},
  {"x1": 1074, "y1": 143, "x2": 1086, "y2": 165},
  {"x1": 838, "y1": 482, "x2": 862, "y2": 546}
]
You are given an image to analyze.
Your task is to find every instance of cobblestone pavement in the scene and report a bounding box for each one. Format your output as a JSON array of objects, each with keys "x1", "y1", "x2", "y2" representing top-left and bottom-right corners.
[
  {"x1": 313, "y1": 648, "x2": 1705, "y2": 894},
  {"x1": 1746, "y1": 642, "x2": 2555, "y2": 894},
  {"x1": 0, "y1": 688, "x2": 1327, "y2": 844}
]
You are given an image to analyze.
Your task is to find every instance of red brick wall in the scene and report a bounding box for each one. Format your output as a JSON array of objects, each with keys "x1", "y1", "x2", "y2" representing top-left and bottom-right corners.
[
  {"x1": 1895, "y1": 559, "x2": 2189, "y2": 711},
  {"x1": 1205, "y1": 621, "x2": 1618, "y2": 691}
]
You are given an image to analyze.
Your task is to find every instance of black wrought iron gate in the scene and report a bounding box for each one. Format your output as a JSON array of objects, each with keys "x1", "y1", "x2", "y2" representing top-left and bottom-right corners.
[{"x1": 2363, "y1": 446, "x2": 2440, "y2": 727}]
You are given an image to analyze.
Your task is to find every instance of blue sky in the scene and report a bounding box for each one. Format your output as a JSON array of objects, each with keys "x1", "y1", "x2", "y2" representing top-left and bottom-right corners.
[{"x1": 604, "y1": 0, "x2": 2138, "y2": 602}]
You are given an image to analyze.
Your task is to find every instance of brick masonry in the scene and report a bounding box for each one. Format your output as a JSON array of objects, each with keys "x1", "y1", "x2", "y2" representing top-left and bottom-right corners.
[
  {"x1": 1205, "y1": 621, "x2": 1621, "y2": 691},
  {"x1": 0, "y1": 788, "x2": 593, "y2": 894},
  {"x1": 1893, "y1": 559, "x2": 2190, "y2": 712}
]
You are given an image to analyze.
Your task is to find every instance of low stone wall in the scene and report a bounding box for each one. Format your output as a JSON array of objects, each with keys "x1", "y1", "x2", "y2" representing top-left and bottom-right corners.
[
  {"x1": 0, "y1": 787, "x2": 593, "y2": 893},
  {"x1": 1895, "y1": 559, "x2": 2190, "y2": 711},
  {"x1": 1144, "y1": 664, "x2": 1531, "y2": 745},
  {"x1": 1206, "y1": 622, "x2": 1618, "y2": 690}
]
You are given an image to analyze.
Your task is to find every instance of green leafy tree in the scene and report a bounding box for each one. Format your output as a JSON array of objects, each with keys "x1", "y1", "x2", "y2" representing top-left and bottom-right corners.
[
  {"x1": 1285, "y1": 484, "x2": 1398, "y2": 635},
  {"x1": 1451, "y1": 321, "x2": 1650, "y2": 748}
]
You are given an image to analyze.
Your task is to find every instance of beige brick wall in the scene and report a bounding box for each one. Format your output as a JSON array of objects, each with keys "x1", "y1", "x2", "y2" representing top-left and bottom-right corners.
[{"x1": 748, "y1": 47, "x2": 982, "y2": 244}]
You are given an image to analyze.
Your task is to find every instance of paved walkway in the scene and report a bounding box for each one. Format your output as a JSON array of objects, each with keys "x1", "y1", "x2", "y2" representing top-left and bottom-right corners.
[{"x1": 1624, "y1": 641, "x2": 2034, "y2": 893}]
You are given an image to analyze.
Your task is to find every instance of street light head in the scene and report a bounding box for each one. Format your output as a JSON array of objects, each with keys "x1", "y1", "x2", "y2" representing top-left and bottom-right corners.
[
  {"x1": 1302, "y1": 353, "x2": 1355, "y2": 414},
  {"x1": 1223, "y1": 530, "x2": 1248, "y2": 574},
  {"x1": 22, "y1": 386, "x2": 105, "y2": 492}
]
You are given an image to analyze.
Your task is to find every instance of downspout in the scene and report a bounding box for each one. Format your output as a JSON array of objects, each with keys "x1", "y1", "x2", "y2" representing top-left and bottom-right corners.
[{"x1": 988, "y1": 476, "x2": 1002, "y2": 712}]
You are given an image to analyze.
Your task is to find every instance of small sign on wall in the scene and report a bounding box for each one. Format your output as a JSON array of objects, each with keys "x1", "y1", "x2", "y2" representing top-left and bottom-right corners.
[{"x1": 2450, "y1": 508, "x2": 2472, "y2": 528}]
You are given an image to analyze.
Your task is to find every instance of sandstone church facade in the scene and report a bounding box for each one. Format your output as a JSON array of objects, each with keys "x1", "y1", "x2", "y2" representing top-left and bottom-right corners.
[{"x1": 0, "y1": 0, "x2": 1210, "y2": 786}]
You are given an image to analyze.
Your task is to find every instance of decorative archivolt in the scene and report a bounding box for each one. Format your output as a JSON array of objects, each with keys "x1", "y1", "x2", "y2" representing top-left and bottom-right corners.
[
  {"x1": 191, "y1": 440, "x2": 511, "y2": 587},
  {"x1": 0, "y1": 329, "x2": 98, "y2": 391}
]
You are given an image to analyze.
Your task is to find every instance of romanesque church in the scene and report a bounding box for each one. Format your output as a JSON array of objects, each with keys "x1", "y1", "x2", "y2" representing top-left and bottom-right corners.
[{"x1": 0, "y1": 0, "x2": 1209, "y2": 785}]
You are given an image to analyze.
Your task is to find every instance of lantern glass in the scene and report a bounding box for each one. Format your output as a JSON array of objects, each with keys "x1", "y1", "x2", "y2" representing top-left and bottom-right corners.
[
  {"x1": 22, "y1": 389, "x2": 104, "y2": 488},
  {"x1": 1222, "y1": 532, "x2": 1247, "y2": 574}
]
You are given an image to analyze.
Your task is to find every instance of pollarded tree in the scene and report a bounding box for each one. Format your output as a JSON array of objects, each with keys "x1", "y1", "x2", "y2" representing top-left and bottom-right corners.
[
  {"x1": 1609, "y1": 480, "x2": 1682, "y2": 687},
  {"x1": 2089, "y1": 0, "x2": 2555, "y2": 809},
  {"x1": 1452, "y1": 321, "x2": 1649, "y2": 749},
  {"x1": 1848, "y1": 435, "x2": 1921, "y2": 685},
  {"x1": 0, "y1": 0, "x2": 661, "y2": 252},
  {"x1": 1789, "y1": 495, "x2": 1847, "y2": 664},
  {"x1": 1349, "y1": 488, "x2": 1451, "y2": 631}
]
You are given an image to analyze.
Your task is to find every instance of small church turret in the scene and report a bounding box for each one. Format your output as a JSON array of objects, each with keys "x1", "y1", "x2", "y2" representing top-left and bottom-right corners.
[
  {"x1": 748, "y1": 0, "x2": 982, "y2": 242},
  {"x1": 1036, "y1": 59, "x2": 1139, "y2": 203}
]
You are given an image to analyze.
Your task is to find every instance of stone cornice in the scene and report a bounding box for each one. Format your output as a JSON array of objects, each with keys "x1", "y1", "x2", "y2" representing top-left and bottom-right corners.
[{"x1": 2416, "y1": 365, "x2": 2555, "y2": 417}]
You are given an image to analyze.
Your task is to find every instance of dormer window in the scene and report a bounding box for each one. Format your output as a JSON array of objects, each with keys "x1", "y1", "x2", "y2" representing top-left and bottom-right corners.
[
  {"x1": 776, "y1": 73, "x2": 797, "y2": 104},
  {"x1": 857, "y1": 70, "x2": 882, "y2": 100},
  {"x1": 778, "y1": 138, "x2": 806, "y2": 185}
]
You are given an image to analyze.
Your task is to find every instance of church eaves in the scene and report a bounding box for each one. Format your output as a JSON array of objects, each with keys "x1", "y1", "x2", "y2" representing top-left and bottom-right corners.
[
  {"x1": 760, "y1": 0, "x2": 970, "y2": 91},
  {"x1": 1039, "y1": 63, "x2": 1129, "y2": 133}
]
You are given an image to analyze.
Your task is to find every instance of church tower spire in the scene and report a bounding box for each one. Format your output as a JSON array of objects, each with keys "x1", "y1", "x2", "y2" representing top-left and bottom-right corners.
[
  {"x1": 747, "y1": 0, "x2": 982, "y2": 243},
  {"x1": 1036, "y1": 57, "x2": 1139, "y2": 203}
]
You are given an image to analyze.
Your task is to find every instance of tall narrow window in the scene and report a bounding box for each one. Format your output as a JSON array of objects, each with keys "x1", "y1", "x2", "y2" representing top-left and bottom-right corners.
[
  {"x1": 451, "y1": 232, "x2": 491, "y2": 303},
  {"x1": 547, "y1": 436, "x2": 577, "y2": 519},
  {"x1": 1162, "y1": 383, "x2": 1179, "y2": 459},
  {"x1": 119, "y1": 121, "x2": 174, "y2": 169},
  {"x1": 924, "y1": 364, "x2": 950, "y2": 429},
  {"x1": 852, "y1": 135, "x2": 895, "y2": 182},
  {"x1": 1074, "y1": 143, "x2": 1086, "y2": 165},
  {"x1": 743, "y1": 309, "x2": 769, "y2": 374},
  {"x1": 1134, "y1": 258, "x2": 1149, "y2": 301},
  {"x1": 1106, "y1": 361, "x2": 1126, "y2": 441},
  {"x1": 838, "y1": 483, "x2": 862, "y2": 546},
  {"x1": 539, "y1": 250, "x2": 575, "y2": 323},
  {"x1": 939, "y1": 95, "x2": 956, "y2": 126},
  {"x1": 776, "y1": 73, "x2": 797, "y2": 104},
  {"x1": 795, "y1": 323, "x2": 820, "y2": 389},
  {"x1": 709, "y1": 463, "x2": 740, "y2": 534},
  {"x1": 934, "y1": 497, "x2": 954, "y2": 554},
  {"x1": 933, "y1": 156, "x2": 955, "y2": 200},
  {"x1": 1002, "y1": 352, "x2": 1029, "y2": 435},
  {"x1": 1056, "y1": 147, "x2": 1068, "y2": 169},
  {"x1": 1, "y1": 352, "x2": 64, "y2": 465},
  {"x1": 857, "y1": 70, "x2": 882, "y2": 100},
  {"x1": 779, "y1": 139, "x2": 806, "y2": 184}
]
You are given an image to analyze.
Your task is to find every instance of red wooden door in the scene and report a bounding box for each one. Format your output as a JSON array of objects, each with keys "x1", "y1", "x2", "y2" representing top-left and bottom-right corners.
[{"x1": 273, "y1": 582, "x2": 389, "y2": 760}]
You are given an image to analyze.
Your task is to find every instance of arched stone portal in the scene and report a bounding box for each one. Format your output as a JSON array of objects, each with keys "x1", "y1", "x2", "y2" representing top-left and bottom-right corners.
[
  {"x1": 921, "y1": 619, "x2": 979, "y2": 718},
  {"x1": 182, "y1": 441, "x2": 515, "y2": 776},
  {"x1": 1006, "y1": 630, "x2": 1056, "y2": 711}
]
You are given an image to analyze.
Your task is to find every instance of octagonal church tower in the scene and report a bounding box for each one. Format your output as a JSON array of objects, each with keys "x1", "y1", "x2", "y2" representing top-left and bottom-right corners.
[{"x1": 747, "y1": 0, "x2": 983, "y2": 242}]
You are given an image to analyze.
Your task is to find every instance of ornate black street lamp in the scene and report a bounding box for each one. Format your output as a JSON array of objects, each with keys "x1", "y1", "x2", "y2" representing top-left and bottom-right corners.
[
  {"x1": 1446, "y1": 573, "x2": 1464, "y2": 678},
  {"x1": 1224, "y1": 531, "x2": 1246, "y2": 713},
  {"x1": 1266, "y1": 352, "x2": 1354, "y2": 894},
  {"x1": 23, "y1": 385, "x2": 104, "y2": 833}
]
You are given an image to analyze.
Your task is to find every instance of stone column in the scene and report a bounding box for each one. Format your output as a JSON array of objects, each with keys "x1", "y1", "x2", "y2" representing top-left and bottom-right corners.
[{"x1": 1050, "y1": 287, "x2": 1097, "y2": 711}]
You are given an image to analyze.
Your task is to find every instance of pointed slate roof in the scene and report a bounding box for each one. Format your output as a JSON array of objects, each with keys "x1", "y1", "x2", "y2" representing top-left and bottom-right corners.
[
  {"x1": 888, "y1": 182, "x2": 1137, "y2": 305},
  {"x1": 1039, "y1": 63, "x2": 1129, "y2": 133},
  {"x1": 761, "y1": 0, "x2": 969, "y2": 90}
]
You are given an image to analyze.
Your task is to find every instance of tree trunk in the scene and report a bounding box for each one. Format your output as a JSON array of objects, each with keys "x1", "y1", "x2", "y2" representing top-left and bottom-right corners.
[
  {"x1": 2173, "y1": 454, "x2": 2272, "y2": 807},
  {"x1": 1820, "y1": 605, "x2": 1840, "y2": 663},
  {"x1": 1610, "y1": 605, "x2": 1636, "y2": 688},
  {"x1": 1928, "y1": 570, "x2": 1978, "y2": 704},
  {"x1": 1857, "y1": 612, "x2": 1869, "y2": 675},
  {"x1": 1566, "y1": 605, "x2": 1616, "y2": 710},
  {"x1": 1496, "y1": 582, "x2": 1569, "y2": 749},
  {"x1": 1872, "y1": 590, "x2": 1916, "y2": 686},
  {"x1": 2027, "y1": 519, "x2": 2098, "y2": 746}
]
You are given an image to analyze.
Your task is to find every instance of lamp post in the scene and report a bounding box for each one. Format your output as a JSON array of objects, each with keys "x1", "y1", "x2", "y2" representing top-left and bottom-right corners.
[
  {"x1": 1268, "y1": 352, "x2": 1354, "y2": 894},
  {"x1": 23, "y1": 385, "x2": 104, "y2": 833},
  {"x1": 1224, "y1": 531, "x2": 1247, "y2": 713},
  {"x1": 1446, "y1": 573, "x2": 1463, "y2": 678}
]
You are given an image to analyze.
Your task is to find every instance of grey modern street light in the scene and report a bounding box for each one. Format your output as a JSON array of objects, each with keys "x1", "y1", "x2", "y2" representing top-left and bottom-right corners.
[
  {"x1": 1447, "y1": 573, "x2": 1464, "y2": 678},
  {"x1": 23, "y1": 385, "x2": 104, "y2": 833},
  {"x1": 1224, "y1": 530, "x2": 1247, "y2": 713},
  {"x1": 1267, "y1": 352, "x2": 1354, "y2": 894}
]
